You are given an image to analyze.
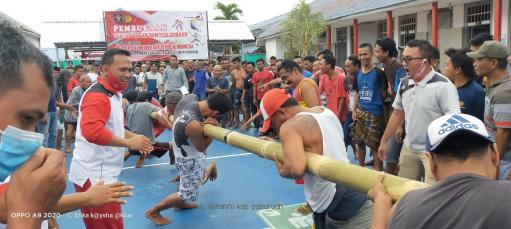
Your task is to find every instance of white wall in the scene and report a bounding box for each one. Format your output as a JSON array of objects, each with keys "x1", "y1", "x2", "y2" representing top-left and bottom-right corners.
[
  {"x1": 264, "y1": 37, "x2": 286, "y2": 60},
  {"x1": 502, "y1": 0, "x2": 510, "y2": 45},
  {"x1": 358, "y1": 22, "x2": 378, "y2": 47}
]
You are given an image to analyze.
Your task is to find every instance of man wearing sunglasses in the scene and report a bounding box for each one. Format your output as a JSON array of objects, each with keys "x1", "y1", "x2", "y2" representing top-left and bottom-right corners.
[{"x1": 378, "y1": 40, "x2": 460, "y2": 184}]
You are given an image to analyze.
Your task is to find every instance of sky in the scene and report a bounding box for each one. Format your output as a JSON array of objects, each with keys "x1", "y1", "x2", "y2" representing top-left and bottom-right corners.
[{"x1": 2, "y1": 0, "x2": 310, "y2": 48}]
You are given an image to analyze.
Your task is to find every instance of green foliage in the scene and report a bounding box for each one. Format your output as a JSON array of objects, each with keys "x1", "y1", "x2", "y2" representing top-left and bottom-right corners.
[
  {"x1": 214, "y1": 2, "x2": 243, "y2": 20},
  {"x1": 281, "y1": 0, "x2": 326, "y2": 56}
]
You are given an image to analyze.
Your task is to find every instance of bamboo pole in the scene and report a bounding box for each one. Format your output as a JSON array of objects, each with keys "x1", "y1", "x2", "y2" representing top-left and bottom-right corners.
[{"x1": 204, "y1": 124, "x2": 429, "y2": 201}]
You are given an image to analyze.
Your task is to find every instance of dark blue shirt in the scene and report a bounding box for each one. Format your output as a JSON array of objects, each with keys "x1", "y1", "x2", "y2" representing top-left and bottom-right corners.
[
  {"x1": 394, "y1": 67, "x2": 407, "y2": 94},
  {"x1": 458, "y1": 80, "x2": 485, "y2": 121},
  {"x1": 193, "y1": 70, "x2": 207, "y2": 94},
  {"x1": 206, "y1": 76, "x2": 229, "y2": 97},
  {"x1": 47, "y1": 90, "x2": 57, "y2": 113},
  {"x1": 353, "y1": 68, "x2": 387, "y2": 116}
]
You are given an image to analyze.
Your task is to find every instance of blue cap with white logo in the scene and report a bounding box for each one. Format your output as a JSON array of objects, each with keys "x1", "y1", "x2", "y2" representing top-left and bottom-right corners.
[{"x1": 425, "y1": 113, "x2": 494, "y2": 152}]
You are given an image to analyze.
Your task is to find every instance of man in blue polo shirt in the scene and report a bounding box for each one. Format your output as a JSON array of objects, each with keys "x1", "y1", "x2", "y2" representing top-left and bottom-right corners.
[{"x1": 443, "y1": 48, "x2": 485, "y2": 121}]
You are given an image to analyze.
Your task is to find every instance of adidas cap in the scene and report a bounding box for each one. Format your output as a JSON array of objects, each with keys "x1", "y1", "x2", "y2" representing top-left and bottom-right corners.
[{"x1": 425, "y1": 113, "x2": 494, "y2": 152}]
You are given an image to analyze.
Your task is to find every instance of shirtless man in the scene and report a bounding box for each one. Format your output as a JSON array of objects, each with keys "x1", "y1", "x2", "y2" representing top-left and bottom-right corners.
[
  {"x1": 145, "y1": 93, "x2": 231, "y2": 225},
  {"x1": 231, "y1": 56, "x2": 246, "y2": 128},
  {"x1": 260, "y1": 89, "x2": 373, "y2": 229}
]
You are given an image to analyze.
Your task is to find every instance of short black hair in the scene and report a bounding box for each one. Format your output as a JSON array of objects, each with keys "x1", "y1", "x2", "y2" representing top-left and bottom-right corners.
[
  {"x1": 280, "y1": 97, "x2": 299, "y2": 108},
  {"x1": 444, "y1": 49, "x2": 476, "y2": 79},
  {"x1": 432, "y1": 47, "x2": 440, "y2": 60},
  {"x1": 73, "y1": 65, "x2": 84, "y2": 72},
  {"x1": 231, "y1": 56, "x2": 241, "y2": 63},
  {"x1": 359, "y1": 43, "x2": 373, "y2": 52},
  {"x1": 207, "y1": 93, "x2": 231, "y2": 114},
  {"x1": 347, "y1": 55, "x2": 361, "y2": 68},
  {"x1": 406, "y1": 40, "x2": 434, "y2": 61},
  {"x1": 256, "y1": 58, "x2": 265, "y2": 64},
  {"x1": 150, "y1": 62, "x2": 159, "y2": 68},
  {"x1": 246, "y1": 61, "x2": 255, "y2": 67},
  {"x1": 304, "y1": 56, "x2": 316, "y2": 63},
  {"x1": 136, "y1": 91, "x2": 152, "y2": 102},
  {"x1": 101, "y1": 48, "x2": 131, "y2": 66},
  {"x1": 241, "y1": 61, "x2": 247, "y2": 65},
  {"x1": 170, "y1": 54, "x2": 178, "y2": 60},
  {"x1": 469, "y1": 32, "x2": 493, "y2": 47},
  {"x1": 123, "y1": 90, "x2": 138, "y2": 104},
  {"x1": 318, "y1": 49, "x2": 334, "y2": 58},
  {"x1": 278, "y1": 59, "x2": 302, "y2": 73},
  {"x1": 323, "y1": 55, "x2": 336, "y2": 70},
  {"x1": 0, "y1": 22, "x2": 54, "y2": 95},
  {"x1": 432, "y1": 131, "x2": 491, "y2": 161},
  {"x1": 376, "y1": 38, "x2": 398, "y2": 58},
  {"x1": 270, "y1": 56, "x2": 277, "y2": 60}
]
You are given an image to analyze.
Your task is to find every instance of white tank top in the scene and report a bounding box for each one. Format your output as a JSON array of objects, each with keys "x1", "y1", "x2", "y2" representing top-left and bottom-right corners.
[{"x1": 297, "y1": 107, "x2": 349, "y2": 213}]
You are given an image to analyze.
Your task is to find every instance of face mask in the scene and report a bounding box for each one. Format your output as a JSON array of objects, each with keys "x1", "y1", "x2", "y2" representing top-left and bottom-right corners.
[
  {"x1": 106, "y1": 74, "x2": 127, "y2": 92},
  {"x1": 0, "y1": 125, "x2": 44, "y2": 181}
]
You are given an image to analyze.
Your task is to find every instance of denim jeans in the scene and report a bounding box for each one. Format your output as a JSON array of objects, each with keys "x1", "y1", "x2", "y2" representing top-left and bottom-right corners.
[{"x1": 36, "y1": 111, "x2": 58, "y2": 148}]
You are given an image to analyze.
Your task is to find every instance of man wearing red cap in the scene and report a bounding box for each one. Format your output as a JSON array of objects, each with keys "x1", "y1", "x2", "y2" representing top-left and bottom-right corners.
[{"x1": 260, "y1": 89, "x2": 373, "y2": 229}]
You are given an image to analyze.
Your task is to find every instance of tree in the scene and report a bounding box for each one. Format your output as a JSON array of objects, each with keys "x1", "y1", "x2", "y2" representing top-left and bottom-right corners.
[
  {"x1": 213, "y1": 2, "x2": 243, "y2": 55},
  {"x1": 214, "y1": 2, "x2": 243, "y2": 20},
  {"x1": 281, "y1": 0, "x2": 326, "y2": 57}
]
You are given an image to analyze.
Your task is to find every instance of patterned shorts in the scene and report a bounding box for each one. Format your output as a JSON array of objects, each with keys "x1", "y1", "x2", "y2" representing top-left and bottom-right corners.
[
  {"x1": 351, "y1": 108, "x2": 383, "y2": 151},
  {"x1": 176, "y1": 154, "x2": 206, "y2": 201}
]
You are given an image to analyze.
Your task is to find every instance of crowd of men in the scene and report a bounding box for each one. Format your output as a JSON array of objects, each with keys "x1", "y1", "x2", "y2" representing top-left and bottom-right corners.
[{"x1": 2, "y1": 18, "x2": 511, "y2": 229}]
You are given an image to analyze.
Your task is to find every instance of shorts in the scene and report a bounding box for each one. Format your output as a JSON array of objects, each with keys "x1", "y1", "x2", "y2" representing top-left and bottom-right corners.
[
  {"x1": 233, "y1": 88, "x2": 243, "y2": 108},
  {"x1": 351, "y1": 109, "x2": 383, "y2": 151},
  {"x1": 385, "y1": 137, "x2": 403, "y2": 164},
  {"x1": 65, "y1": 121, "x2": 77, "y2": 129},
  {"x1": 176, "y1": 154, "x2": 206, "y2": 201}
]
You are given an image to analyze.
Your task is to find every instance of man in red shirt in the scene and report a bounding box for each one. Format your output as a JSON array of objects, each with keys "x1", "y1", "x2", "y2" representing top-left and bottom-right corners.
[
  {"x1": 67, "y1": 65, "x2": 85, "y2": 94},
  {"x1": 318, "y1": 55, "x2": 348, "y2": 123},
  {"x1": 252, "y1": 58, "x2": 274, "y2": 107}
]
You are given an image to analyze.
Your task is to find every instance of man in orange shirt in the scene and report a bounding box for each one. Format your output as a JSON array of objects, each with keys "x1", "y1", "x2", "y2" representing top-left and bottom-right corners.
[
  {"x1": 318, "y1": 55, "x2": 348, "y2": 123},
  {"x1": 67, "y1": 65, "x2": 85, "y2": 94}
]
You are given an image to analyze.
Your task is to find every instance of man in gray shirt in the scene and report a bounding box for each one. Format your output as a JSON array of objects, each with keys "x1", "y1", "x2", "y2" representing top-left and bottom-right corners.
[
  {"x1": 368, "y1": 113, "x2": 511, "y2": 229},
  {"x1": 378, "y1": 40, "x2": 460, "y2": 184},
  {"x1": 162, "y1": 54, "x2": 188, "y2": 97},
  {"x1": 125, "y1": 92, "x2": 172, "y2": 168}
]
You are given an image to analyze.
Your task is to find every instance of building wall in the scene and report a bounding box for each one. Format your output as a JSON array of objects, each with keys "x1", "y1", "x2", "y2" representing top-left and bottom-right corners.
[{"x1": 264, "y1": 37, "x2": 286, "y2": 61}]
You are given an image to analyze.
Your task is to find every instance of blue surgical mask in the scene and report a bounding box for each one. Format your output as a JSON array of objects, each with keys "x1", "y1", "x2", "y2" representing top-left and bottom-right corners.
[{"x1": 0, "y1": 125, "x2": 44, "y2": 181}]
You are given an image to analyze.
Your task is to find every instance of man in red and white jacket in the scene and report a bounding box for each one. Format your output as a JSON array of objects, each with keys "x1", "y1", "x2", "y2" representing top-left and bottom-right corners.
[{"x1": 69, "y1": 49, "x2": 153, "y2": 229}]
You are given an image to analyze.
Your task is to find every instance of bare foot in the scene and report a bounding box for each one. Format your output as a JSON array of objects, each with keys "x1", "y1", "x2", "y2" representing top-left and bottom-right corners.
[
  {"x1": 169, "y1": 175, "x2": 180, "y2": 183},
  {"x1": 174, "y1": 202, "x2": 198, "y2": 211},
  {"x1": 145, "y1": 210, "x2": 171, "y2": 225},
  {"x1": 202, "y1": 161, "x2": 218, "y2": 184},
  {"x1": 135, "y1": 156, "x2": 145, "y2": 168}
]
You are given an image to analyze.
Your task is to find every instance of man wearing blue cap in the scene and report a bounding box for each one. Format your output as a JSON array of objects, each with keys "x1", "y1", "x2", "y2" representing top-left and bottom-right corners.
[{"x1": 368, "y1": 113, "x2": 511, "y2": 229}]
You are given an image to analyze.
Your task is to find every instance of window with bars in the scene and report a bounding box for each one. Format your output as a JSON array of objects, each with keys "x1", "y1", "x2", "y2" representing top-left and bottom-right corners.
[
  {"x1": 467, "y1": 2, "x2": 491, "y2": 26},
  {"x1": 465, "y1": 1, "x2": 491, "y2": 45},
  {"x1": 399, "y1": 14, "x2": 416, "y2": 46},
  {"x1": 377, "y1": 20, "x2": 387, "y2": 40},
  {"x1": 336, "y1": 27, "x2": 347, "y2": 43}
]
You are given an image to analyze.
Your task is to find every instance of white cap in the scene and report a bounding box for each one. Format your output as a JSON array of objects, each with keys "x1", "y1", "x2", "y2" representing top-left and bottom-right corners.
[{"x1": 425, "y1": 113, "x2": 494, "y2": 152}]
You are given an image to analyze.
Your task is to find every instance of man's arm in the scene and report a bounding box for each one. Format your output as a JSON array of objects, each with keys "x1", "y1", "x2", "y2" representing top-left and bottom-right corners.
[
  {"x1": 151, "y1": 111, "x2": 172, "y2": 129},
  {"x1": 186, "y1": 120, "x2": 214, "y2": 152},
  {"x1": 368, "y1": 175, "x2": 396, "y2": 229},
  {"x1": 274, "y1": 120, "x2": 307, "y2": 178},
  {"x1": 301, "y1": 82, "x2": 321, "y2": 107},
  {"x1": 496, "y1": 128, "x2": 511, "y2": 158}
]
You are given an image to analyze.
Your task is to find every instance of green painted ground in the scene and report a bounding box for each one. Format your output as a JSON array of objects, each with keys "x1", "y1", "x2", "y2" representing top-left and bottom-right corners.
[{"x1": 257, "y1": 203, "x2": 314, "y2": 229}]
